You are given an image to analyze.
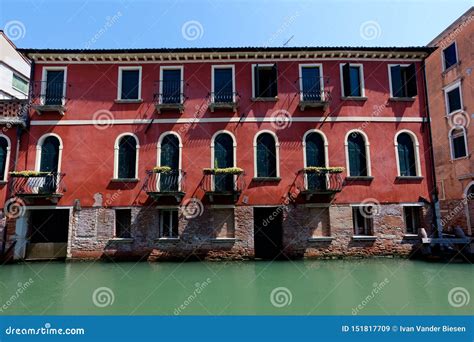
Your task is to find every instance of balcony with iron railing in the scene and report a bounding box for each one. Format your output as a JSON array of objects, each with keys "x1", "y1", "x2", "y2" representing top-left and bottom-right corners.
[
  {"x1": 153, "y1": 80, "x2": 185, "y2": 113},
  {"x1": 31, "y1": 81, "x2": 68, "y2": 115},
  {"x1": 9, "y1": 171, "x2": 66, "y2": 202},
  {"x1": 295, "y1": 167, "x2": 343, "y2": 200},
  {"x1": 0, "y1": 100, "x2": 28, "y2": 126},
  {"x1": 144, "y1": 168, "x2": 186, "y2": 202},
  {"x1": 201, "y1": 168, "x2": 245, "y2": 202},
  {"x1": 209, "y1": 91, "x2": 239, "y2": 112},
  {"x1": 298, "y1": 77, "x2": 331, "y2": 111}
]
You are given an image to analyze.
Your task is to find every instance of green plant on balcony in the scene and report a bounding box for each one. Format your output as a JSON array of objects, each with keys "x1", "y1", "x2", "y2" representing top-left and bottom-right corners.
[
  {"x1": 152, "y1": 166, "x2": 172, "y2": 174},
  {"x1": 9, "y1": 170, "x2": 52, "y2": 177},
  {"x1": 203, "y1": 167, "x2": 244, "y2": 175},
  {"x1": 304, "y1": 166, "x2": 345, "y2": 174}
]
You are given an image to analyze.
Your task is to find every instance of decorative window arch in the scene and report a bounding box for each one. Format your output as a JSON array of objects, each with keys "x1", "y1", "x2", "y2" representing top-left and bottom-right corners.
[
  {"x1": 449, "y1": 127, "x2": 468, "y2": 160},
  {"x1": 114, "y1": 133, "x2": 140, "y2": 179},
  {"x1": 345, "y1": 130, "x2": 371, "y2": 177},
  {"x1": 0, "y1": 135, "x2": 11, "y2": 181},
  {"x1": 253, "y1": 130, "x2": 280, "y2": 178},
  {"x1": 302, "y1": 129, "x2": 328, "y2": 168},
  {"x1": 157, "y1": 131, "x2": 183, "y2": 169},
  {"x1": 394, "y1": 130, "x2": 421, "y2": 177},
  {"x1": 211, "y1": 131, "x2": 237, "y2": 192},
  {"x1": 35, "y1": 133, "x2": 63, "y2": 172},
  {"x1": 211, "y1": 130, "x2": 237, "y2": 168}
]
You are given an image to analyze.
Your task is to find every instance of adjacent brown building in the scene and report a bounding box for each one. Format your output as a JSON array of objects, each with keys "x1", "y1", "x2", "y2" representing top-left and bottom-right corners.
[{"x1": 426, "y1": 7, "x2": 473, "y2": 235}]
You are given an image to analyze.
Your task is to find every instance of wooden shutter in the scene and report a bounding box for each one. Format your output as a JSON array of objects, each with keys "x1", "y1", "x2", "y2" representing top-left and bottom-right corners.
[
  {"x1": 257, "y1": 134, "x2": 276, "y2": 177},
  {"x1": 342, "y1": 63, "x2": 351, "y2": 97},
  {"x1": 406, "y1": 63, "x2": 417, "y2": 97},
  {"x1": 348, "y1": 134, "x2": 367, "y2": 176},
  {"x1": 40, "y1": 137, "x2": 60, "y2": 172},
  {"x1": 271, "y1": 64, "x2": 278, "y2": 97},
  {"x1": 397, "y1": 133, "x2": 416, "y2": 176},
  {"x1": 390, "y1": 65, "x2": 402, "y2": 97},
  {"x1": 254, "y1": 65, "x2": 259, "y2": 97}
]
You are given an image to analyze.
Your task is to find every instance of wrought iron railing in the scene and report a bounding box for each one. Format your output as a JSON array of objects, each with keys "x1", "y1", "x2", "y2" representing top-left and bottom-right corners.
[
  {"x1": 154, "y1": 80, "x2": 184, "y2": 104},
  {"x1": 295, "y1": 169, "x2": 343, "y2": 193},
  {"x1": 201, "y1": 171, "x2": 246, "y2": 193},
  {"x1": 32, "y1": 81, "x2": 67, "y2": 106},
  {"x1": 299, "y1": 76, "x2": 331, "y2": 103},
  {"x1": 144, "y1": 169, "x2": 186, "y2": 193},
  {"x1": 210, "y1": 91, "x2": 238, "y2": 104},
  {"x1": 9, "y1": 172, "x2": 65, "y2": 196}
]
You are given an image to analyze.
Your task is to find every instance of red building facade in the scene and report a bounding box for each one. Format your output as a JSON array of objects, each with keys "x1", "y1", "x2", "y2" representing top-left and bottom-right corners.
[{"x1": 3, "y1": 46, "x2": 435, "y2": 260}]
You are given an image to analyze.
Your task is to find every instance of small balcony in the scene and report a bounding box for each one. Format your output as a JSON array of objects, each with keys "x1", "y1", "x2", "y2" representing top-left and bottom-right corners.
[
  {"x1": 209, "y1": 92, "x2": 239, "y2": 112},
  {"x1": 31, "y1": 81, "x2": 68, "y2": 115},
  {"x1": 296, "y1": 167, "x2": 343, "y2": 200},
  {"x1": 0, "y1": 100, "x2": 28, "y2": 126},
  {"x1": 201, "y1": 168, "x2": 245, "y2": 202},
  {"x1": 153, "y1": 80, "x2": 185, "y2": 113},
  {"x1": 144, "y1": 168, "x2": 186, "y2": 202},
  {"x1": 9, "y1": 171, "x2": 65, "y2": 202},
  {"x1": 299, "y1": 77, "x2": 331, "y2": 111}
]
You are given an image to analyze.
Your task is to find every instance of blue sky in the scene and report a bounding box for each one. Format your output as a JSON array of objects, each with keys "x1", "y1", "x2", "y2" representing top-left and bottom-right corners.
[{"x1": 0, "y1": 0, "x2": 472, "y2": 49}]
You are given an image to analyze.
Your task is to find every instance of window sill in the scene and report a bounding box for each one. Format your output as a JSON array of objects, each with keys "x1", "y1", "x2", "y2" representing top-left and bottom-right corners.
[
  {"x1": 308, "y1": 237, "x2": 334, "y2": 242},
  {"x1": 155, "y1": 238, "x2": 180, "y2": 242},
  {"x1": 345, "y1": 176, "x2": 374, "y2": 181},
  {"x1": 111, "y1": 178, "x2": 140, "y2": 183},
  {"x1": 251, "y1": 97, "x2": 279, "y2": 102},
  {"x1": 403, "y1": 234, "x2": 420, "y2": 240},
  {"x1": 341, "y1": 96, "x2": 367, "y2": 101},
  {"x1": 442, "y1": 62, "x2": 461, "y2": 74},
  {"x1": 109, "y1": 238, "x2": 134, "y2": 243},
  {"x1": 396, "y1": 176, "x2": 423, "y2": 181},
  {"x1": 352, "y1": 235, "x2": 377, "y2": 241},
  {"x1": 211, "y1": 238, "x2": 236, "y2": 243},
  {"x1": 451, "y1": 155, "x2": 469, "y2": 162},
  {"x1": 389, "y1": 97, "x2": 416, "y2": 102},
  {"x1": 114, "y1": 99, "x2": 143, "y2": 104},
  {"x1": 252, "y1": 177, "x2": 281, "y2": 182}
]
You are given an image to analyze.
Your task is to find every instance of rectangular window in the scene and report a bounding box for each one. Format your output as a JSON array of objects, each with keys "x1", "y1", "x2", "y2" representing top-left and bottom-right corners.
[
  {"x1": 389, "y1": 64, "x2": 417, "y2": 98},
  {"x1": 43, "y1": 69, "x2": 65, "y2": 105},
  {"x1": 115, "y1": 209, "x2": 132, "y2": 238},
  {"x1": 159, "y1": 209, "x2": 179, "y2": 238},
  {"x1": 300, "y1": 65, "x2": 322, "y2": 101},
  {"x1": 452, "y1": 130, "x2": 467, "y2": 159},
  {"x1": 443, "y1": 43, "x2": 458, "y2": 70},
  {"x1": 160, "y1": 68, "x2": 182, "y2": 104},
  {"x1": 12, "y1": 74, "x2": 28, "y2": 94},
  {"x1": 403, "y1": 206, "x2": 421, "y2": 234},
  {"x1": 118, "y1": 67, "x2": 141, "y2": 100},
  {"x1": 352, "y1": 206, "x2": 373, "y2": 236},
  {"x1": 213, "y1": 66, "x2": 234, "y2": 103},
  {"x1": 445, "y1": 85, "x2": 462, "y2": 114},
  {"x1": 214, "y1": 209, "x2": 235, "y2": 239},
  {"x1": 253, "y1": 64, "x2": 278, "y2": 98},
  {"x1": 341, "y1": 64, "x2": 363, "y2": 97}
]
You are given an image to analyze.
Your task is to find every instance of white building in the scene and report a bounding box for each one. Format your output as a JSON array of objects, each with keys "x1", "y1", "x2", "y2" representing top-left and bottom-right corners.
[{"x1": 0, "y1": 30, "x2": 30, "y2": 99}]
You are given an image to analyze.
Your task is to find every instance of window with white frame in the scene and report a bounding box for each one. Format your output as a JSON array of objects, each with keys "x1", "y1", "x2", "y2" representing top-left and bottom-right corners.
[
  {"x1": 118, "y1": 67, "x2": 142, "y2": 100},
  {"x1": 12, "y1": 73, "x2": 28, "y2": 94},
  {"x1": 253, "y1": 64, "x2": 278, "y2": 98},
  {"x1": 212, "y1": 66, "x2": 235, "y2": 103},
  {"x1": 389, "y1": 64, "x2": 417, "y2": 98},
  {"x1": 403, "y1": 206, "x2": 421, "y2": 234},
  {"x1": 352, "y1": 206, "x2": 373, "y2": 236},
  {"x1": 159, "y1": 209, "x2": 179, "y2": 238},
  {"x1": 442, "y1": 42, "x2": 458, "y2": 70},
  {"x1": 340, "y1": 63, "x2": 364, "y2": 97},
  {"x1": 42, "y1": 68, "x2": 66, "y2": 105},
  {"x1": 450, "y1": 127, "x2": 468, "y2": 159},
  {"x1": 159, "y1": 67, "x2": 183, "y2": 104},
  {"x1": 300, "y1": 65, "x2": 323, "y2": 101},
  {"x1": 444, "y1": 83, "x2": 463, "y2": 115}
]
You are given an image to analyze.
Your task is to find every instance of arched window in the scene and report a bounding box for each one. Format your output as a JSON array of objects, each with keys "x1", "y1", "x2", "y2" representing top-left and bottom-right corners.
[
  {"x1": 304, "y1": 131, "x2": 327, "y2": 190},
  {"x1": 450, "y1": 127, "x2": 468, "y2": 159},
  {"x1": 255, "y1": 132, "x2": 278, "y2": 178},
  {"x1": 346, "y1": 131, "x2": 369, "y2": 177},
  {"x1": 213, "y1": 132, "x2": 235, "y2": 191},
  {"x1": 40, "y1": 136, "x2": 60, "y2": 173},
  {"x1": 115, "y1": 134, "x2": 139, "y2": 179},
  {"x1": 0, "y1": 136, "x2": 10, "y2": 181},
  {"x1": 396, "y1": 131, "x2": 420, "y2": 177},
  {"x1": 159, "y1": 133, "x2": 180, "y2": 191}
]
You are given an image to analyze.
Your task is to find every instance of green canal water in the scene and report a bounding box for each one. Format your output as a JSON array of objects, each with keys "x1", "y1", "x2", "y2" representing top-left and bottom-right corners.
[{"x1": 0, "y1": 259, "x2": 472, "y2": 315}]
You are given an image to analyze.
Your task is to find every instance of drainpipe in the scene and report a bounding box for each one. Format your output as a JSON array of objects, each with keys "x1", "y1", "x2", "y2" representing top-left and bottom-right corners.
[{"x1": 421, "y1": 59, "x2": 442, "y2": 238}]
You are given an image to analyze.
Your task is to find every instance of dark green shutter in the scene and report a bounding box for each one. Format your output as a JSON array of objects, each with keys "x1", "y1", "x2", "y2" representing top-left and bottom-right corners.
[
  {"x1": 390, "y1": 65, "x2": 402, "y2": 97},
  {"x1": 45, "y1": 70, "x2": 64, "y2": 105},
  {"x1": 305, "y1": 133, "x2": 326, "y2": 190},
  {"x1": 342, "y1": 63, "x2": 351, "y2": 97},
  {"x1": 214, "y1": 133, "x2": 234, "y2": 191},
  {"x1": 40, "y1": 137, "x2": 60, "y2": 172},
  {"x1": 118, "y1": 136, "x2": 137, "y2": 179},
  {"x1": 160, "y1": 135, "x2": 179, "y2": 191},
  {"x1": 348, "y1": 134, "x2": 367, "y2": 176},
  {"x1": 406, "y1": 63, "x2": 417, "y2": 97},
  {"x1": 254, "y1": 65, "x2": 259, "y2": 97},
  {"x1": 397, "y1": 133, "x2": 416, "y2": 176},
  {"x1": 257, "y1": 133, "x2": 276, "y2": 178},
  {"x1": 271, "y1": 64, "x2": 278, "y2": 97}
]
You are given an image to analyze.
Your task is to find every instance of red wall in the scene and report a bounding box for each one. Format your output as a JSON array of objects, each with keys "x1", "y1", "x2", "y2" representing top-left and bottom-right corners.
[{"x1": 16, "y1": 58, "x2": 433, "y2": 207}]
